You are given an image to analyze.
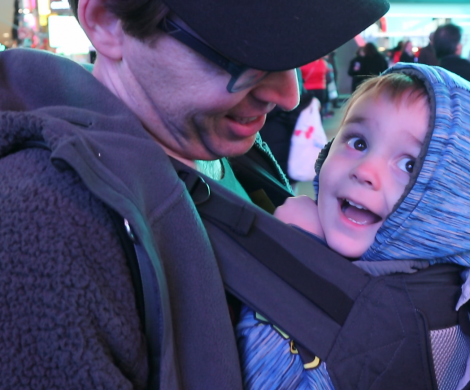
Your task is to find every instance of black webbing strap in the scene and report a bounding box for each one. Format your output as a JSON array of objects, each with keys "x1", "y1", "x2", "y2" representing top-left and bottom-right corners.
[
  {"x1": 171, "y1": 158, "x2": 370, "y2": 327},
  {"x1": 108, "y1": 212, "x2": 146, "y2": 330},
  {"x1": 108, "y1": 215, "x2": 161, "y2": 389},
  {"x1": 229, "y1": 149, "x2": 293, "y2": 207},
  {"x1": 198, "y1": 190, "x2": 355, "y2": 325}
]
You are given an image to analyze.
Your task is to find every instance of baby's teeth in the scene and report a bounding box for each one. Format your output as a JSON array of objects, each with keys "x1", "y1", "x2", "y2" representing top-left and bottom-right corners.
[
  {"x1": 348, "y1": 218, "x2": 367, "y2": 225},
  {"x1": 347, "y1": 199, "x2": 366, "y2": 210}
]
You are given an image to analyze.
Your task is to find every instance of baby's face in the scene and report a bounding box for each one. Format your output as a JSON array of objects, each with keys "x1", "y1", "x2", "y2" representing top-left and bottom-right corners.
[{"x1": 317, "y1": 90, "x2": 429, "y2": 258}]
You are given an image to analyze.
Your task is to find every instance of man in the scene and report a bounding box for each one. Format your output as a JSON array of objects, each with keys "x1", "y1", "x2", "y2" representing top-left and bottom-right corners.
[
  {"x1": 418, "y1": 32, "x2": 438, "y2": 66},
  {"x1": 434, "y1": 23, "x2": 470, "y2": 81},
  {"x1": 0, "y1": 0, "x2": 389, "y2": 389}
]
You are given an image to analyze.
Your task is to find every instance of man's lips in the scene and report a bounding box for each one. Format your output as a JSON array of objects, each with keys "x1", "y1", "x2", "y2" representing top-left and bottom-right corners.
[
  {"x1": 225, "y1": 114, "x2": 267, "y2": 138},
  {"x1": 229, "y1": 115, "x2": 259, "y2": 124},
  {"x1": 339, "y1": 198, "x2": 382, "y2": 226}
]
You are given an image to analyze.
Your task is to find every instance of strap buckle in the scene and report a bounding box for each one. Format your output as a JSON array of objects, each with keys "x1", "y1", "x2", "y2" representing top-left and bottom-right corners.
[{"x1": 178, "y1": 171, "x2": 211, "y2": 205}]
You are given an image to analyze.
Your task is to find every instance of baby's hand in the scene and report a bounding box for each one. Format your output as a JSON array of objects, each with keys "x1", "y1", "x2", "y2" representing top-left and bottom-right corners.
[{"x1": 274, "y1": 196, "x2": 325, "y2": 240}]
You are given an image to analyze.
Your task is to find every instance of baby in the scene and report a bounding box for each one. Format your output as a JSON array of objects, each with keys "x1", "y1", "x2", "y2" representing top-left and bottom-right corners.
[
  {"x1": 275, "y1": 71, "x2": 428, "y2": 259},
  {"x1": 237, "y1": 64, "x2": 470, "y2": 390}
]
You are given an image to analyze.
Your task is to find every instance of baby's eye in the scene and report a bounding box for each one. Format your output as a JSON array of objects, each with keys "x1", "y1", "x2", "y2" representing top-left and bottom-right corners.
[
  {"x1": 347, "y1": 137, "x2": 367, "y2": 151},
  {"x1": 397, "y1": 157, "x2": 415, "y2": 173}
]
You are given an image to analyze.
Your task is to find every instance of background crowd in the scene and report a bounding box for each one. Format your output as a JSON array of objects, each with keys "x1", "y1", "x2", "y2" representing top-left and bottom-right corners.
[{"x1": 261, "y1": 22, "x2": 470, "y2": 190}]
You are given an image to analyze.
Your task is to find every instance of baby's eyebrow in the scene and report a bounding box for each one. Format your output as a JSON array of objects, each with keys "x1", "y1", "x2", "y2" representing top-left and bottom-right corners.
[
  {"x1": 406, "y1": 131, "x2": 424, "y2": 148},
  {"x1": 343, "y1": 116, "x2": 367, "y2": 126}
]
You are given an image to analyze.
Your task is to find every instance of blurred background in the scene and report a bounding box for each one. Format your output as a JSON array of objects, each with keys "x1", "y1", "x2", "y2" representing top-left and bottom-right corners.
[
  {"x1": 1, "y1": 0, "x2": 469, "y2": 198},
  {"x1": 1, "y1": 0, "x2": 469, "y2": 86}
]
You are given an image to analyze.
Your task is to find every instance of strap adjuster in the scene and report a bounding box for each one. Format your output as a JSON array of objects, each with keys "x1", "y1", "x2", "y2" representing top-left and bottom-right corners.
[{"x1": 178, "y1": 171, "x2": 211, "y2": 205}]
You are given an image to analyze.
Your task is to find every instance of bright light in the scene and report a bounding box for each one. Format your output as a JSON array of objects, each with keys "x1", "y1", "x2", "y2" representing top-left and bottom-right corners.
[
  {"x1": 48, "y1": 15, "x2": 92, "y2": 54},
  {"x1": 23, "y1": 9, "x2": 30, "y2": 14},
  {"x1": 38, "y1": 0, "x2": 51, "y2": 16},
  {"x1": 387, "y1": 13, "x2": 470, "y2": 19},
  {"x1": 50, "y1": 0, "x2": 71, "y2": 10},
  {"x1": 412, "y1": 47, "x2": 419, "y2": 53},
  {"x1": 3, "y1": 33, "x2": 9, "y2": 38},
  {"x1": 378, "y1": 46, "x2": 386, "y2": 51}
]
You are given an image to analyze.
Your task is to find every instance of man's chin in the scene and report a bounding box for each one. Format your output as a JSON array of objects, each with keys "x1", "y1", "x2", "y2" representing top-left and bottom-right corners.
[{"x1": 206, "y1": 135, "x2": 258, "y2": 159}]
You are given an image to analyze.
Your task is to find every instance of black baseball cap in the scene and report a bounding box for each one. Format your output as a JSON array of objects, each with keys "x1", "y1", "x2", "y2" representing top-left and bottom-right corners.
[{"x1": 70, "y1": 0, "x2": 389, "y2": 71}]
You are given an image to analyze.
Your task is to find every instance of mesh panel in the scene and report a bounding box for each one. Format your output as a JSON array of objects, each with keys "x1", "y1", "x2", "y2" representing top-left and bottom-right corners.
[{"x1": 430, "y1": 325, "x2": 470, "y2": 390}]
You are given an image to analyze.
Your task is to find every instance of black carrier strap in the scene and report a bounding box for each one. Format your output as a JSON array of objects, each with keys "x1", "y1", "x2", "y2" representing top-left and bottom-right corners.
[
  {"x1": 171, "y1": 157, "x2": 371, "y2": 359},
  {"x1": 228, "y1": 146, "x2": 293, "y2": 208},
  {"x1": 171, "y1": 156, "x2": 468, "y2": 390},
  {"x1": 197, "y1": 175, "x2": 356, "y2": 325}
]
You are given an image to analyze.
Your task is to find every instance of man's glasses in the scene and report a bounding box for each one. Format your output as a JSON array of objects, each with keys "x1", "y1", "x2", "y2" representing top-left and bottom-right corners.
[{"x1": 158, "y1": 18, "x2": 270, "y2": 93}]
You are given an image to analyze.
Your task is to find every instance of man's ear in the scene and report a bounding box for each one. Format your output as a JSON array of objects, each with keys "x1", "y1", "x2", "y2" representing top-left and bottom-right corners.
[
  {"x1": 456, "y1": 43, "x2": 463, "y2": 56},
  {"x1": 78, "y1": 0, "x2": 123, "y2": 60}
]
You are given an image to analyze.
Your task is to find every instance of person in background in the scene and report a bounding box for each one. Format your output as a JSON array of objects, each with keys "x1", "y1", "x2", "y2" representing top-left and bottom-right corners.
[
  {"x1": 348, "y1": 46, "x2": 365, "y2": 93},
  {"x1": 418, "y1": 32, "x2": 438, "y2": 66},
  {"x1": 390, "y1": 40, "x2": 404, "y2": 64},
  {"x1": 348, "y1": 46, "x2": 364, "y2": 93},
  {"x1": 399, "y1": 40, "x2": 416, "y2": 63},
  {"x1": 300, "y1": 58, "x2": 330, "y2": 119},
  {"x1": 326, "y1": 50, "x2": 341, "y2": 108},
  {"x1": 324, "y1": 60, "x2": 338, "y2": 117},
  {"x1": 348, "y1": 42, "x2": 388, "y2": 91},
  {"x1": 259, "y1": 69, "x2": 306, "y2": 186},
  {"x1": 434, "y1": 23, "x2": 470, "y2": 82}
]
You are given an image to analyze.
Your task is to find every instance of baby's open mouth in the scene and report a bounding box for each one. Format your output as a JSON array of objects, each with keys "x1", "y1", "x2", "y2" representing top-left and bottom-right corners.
[{"x1": 340, "y1": 199, "x2": 382, "y2": 225}]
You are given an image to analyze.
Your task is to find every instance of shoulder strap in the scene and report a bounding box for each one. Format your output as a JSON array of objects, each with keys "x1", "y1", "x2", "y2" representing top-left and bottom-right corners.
[
  {"x1": 170, "y1": 156, "x2": 371, "y2": 359},
  {"x1": 229, "y1": 140, "x2": 294, "y2": 208}
]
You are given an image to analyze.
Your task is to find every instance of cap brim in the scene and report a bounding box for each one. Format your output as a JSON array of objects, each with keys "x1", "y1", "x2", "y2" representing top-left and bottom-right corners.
[{"x1": 164, "y1": 0, "x2": 390, "y2": 71}]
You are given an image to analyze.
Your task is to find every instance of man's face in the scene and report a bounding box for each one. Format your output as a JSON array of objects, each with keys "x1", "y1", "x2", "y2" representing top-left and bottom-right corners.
[
  {"x1": 317, "y1": 90, "x2": 429, "y2": 258},
  {"x1": 116, "y1": 24, "x2": 299, "y2": 161}
]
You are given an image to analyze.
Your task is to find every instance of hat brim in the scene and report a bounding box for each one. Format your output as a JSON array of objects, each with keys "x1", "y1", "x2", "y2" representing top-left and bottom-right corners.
[{"x1": 164, "y1": 0, "x2": 390, "y2": 71}]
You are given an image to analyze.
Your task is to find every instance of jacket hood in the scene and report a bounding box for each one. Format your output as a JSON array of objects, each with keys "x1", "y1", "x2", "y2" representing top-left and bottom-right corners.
[
  {"x1": 314, "y1": 63, "x2": 469, "y2": 265},
  {"x1": 315, "y1": 63, "x2": 470, "y2": 265},
  {"x1": 362, "y1": 63, "x2": 470, "y2": 265}
]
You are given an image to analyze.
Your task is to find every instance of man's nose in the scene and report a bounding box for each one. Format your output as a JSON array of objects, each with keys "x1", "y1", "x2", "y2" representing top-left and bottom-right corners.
[
  {"x1": 350, "y1": 159, "x2": 382, "y2": 190},
  {"x1": 252, "y1": 69, "x2": 299, "y2": 111}
]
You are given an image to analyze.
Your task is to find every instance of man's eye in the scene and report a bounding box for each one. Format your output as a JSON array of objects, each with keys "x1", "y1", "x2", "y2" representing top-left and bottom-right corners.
[
  {"x1": 347, "y1": 137, "x2": 367, "y2": 151},
  {"x1": 398, "y1": 158, "x2": 415, "y2": 173}
]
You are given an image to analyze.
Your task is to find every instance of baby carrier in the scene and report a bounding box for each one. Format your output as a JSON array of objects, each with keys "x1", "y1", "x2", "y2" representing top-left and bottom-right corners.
[
  {"x1": 168, "y1": 144, "x2": 469, "y2": 390},
  {"x1": 18, "y1": 63, "x2": 470, "y2": 390}
]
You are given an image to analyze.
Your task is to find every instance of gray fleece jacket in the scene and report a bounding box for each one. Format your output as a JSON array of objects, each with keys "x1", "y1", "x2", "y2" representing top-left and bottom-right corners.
[{"x1": 0, "y1": 48, "x2": 242, "y2": 390}]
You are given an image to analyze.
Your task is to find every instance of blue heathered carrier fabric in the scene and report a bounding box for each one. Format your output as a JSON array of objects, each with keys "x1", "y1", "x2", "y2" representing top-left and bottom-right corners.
[{"x1": 362, "y1": 63, "x2": 470, "y2": 265}]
